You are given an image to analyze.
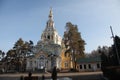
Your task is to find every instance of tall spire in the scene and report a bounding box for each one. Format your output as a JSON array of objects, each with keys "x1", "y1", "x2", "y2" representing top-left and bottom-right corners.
[
  {"x1": 49, "y1": 7, "x2": 53, "y2": 20},
  {"x1": 46, "y1": 7, "x2": 54, "y2": 28}
]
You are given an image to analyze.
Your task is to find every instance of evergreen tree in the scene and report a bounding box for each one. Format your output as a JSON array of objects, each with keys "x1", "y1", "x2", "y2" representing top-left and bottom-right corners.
[
  {"x1": 0, "y1": 50, "x2": 5, "y2": 60},
  {"x1": 5, "y1": 38, "x2": 34, "y2": 72},
  {"x1": 0, "y1": 50, "x2": 2, "y2": 59},
  {"x1": 63, "y1": 22, "x2": 85, "y2": 70},
  {"x1": 114, "y1": 36, "x2": 120, "y2": 64}
]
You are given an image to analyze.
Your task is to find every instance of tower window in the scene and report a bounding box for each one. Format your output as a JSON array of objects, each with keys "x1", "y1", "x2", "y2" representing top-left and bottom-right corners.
[
  {"x1": 51, "y1": 35, "x2": 53, "y2": 40},
  {"x1": 47, "y1": 35, "x2": 50, "y2": 39},
  {"x1": 44, "y1": 36, "x2": 46, "y2": 39}
]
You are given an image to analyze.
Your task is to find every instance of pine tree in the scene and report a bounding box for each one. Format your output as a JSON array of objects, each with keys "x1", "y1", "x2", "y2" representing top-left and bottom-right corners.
[
  {"x1": 5, "y1": 38, "x2": 34, "y2": 72},
  {"x1": 63, "y1": 22, "x2": 85, "y2": 70}
]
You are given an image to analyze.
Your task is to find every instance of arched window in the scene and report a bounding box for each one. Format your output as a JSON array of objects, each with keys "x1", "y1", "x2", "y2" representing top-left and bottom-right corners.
[
  {"x1": 44, "y1": 36, "x2": 46, "y2": 39},
  {"x1": 39, "y1": 55, "x2": 45, "y2": 69},
  {"x1": 80, "y1": 65, "x2": 82, "y2": 69},
  {"x1": 47, "y1": 35, "x2": 50, "y2": 39},
  {"x1": 51, "y1": 35, "x2": 53, "y2": 40},
  {"x1": 64, "y1": 62, "x2": 68, "y2": 68},
  {"x1": 40, "y1": 55, "x2": 44, "y2": 60},
  {"x1": 97, "y1": 63, "x2": 100, "y2": 68},
  {"x1": 84, "y1": 64, "x2": 86, "y2": 69},
  {"x1": 88, "y1": 64, "x2": 91, "y2": 69},
  {"x1": 30, "y1": 61, "x2": 32, "y2": 67}
]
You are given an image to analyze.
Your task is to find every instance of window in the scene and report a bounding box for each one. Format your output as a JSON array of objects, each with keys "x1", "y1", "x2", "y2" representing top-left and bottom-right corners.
[
  {"x1": 30, "y1": 61, "x2": 32, "y2": 67},
  {"x1": 97, "y1": 63, "x2": 100, "y2": 68},
  {"x1": 40, "y1": 61, "x2": 44, "y2": 69},
  {"x1": 44, "y1": 36, "x2": 46, "y2": 39},
  {"x1": 64, "y1": 53, "x2": 69, "y2": 57},
  {"x1": 80, "y1": 65, "x2": 82, "y2": 69},
  {"x1": 88, "y1": 64, "x2": 91, "y2": 69},
  {"x1": 84, "y1": 64, "x2": 86, "y2": 69},
  {"x1": 34, "y1": 61, "x2": 36, "y2": 64},
  {"x1": 47, "y1": 35, "x2": 50, "y2": 39},
  {"x1": 64, "y1": 62, "x2": 68, "y2": 68},
  {"x1": 51, "y1": 35, "x2": 53, "y2": 40}
]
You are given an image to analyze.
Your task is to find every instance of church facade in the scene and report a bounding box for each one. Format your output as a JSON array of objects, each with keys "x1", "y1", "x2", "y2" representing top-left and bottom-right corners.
[{"x1": 26, "y1": 8, "x2": 62, "y2": 71}]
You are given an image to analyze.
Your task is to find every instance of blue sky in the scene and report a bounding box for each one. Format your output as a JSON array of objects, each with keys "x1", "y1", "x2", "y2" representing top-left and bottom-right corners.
[{"x1": 0, "y1": 0, "x2": 120, "y2": 53}]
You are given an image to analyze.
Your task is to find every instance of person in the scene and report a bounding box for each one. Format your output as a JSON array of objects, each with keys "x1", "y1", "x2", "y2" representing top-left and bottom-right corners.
[
  {"x1": 2, "y1": 68, "x2": 4, "y2": 73},
  {"x1": 28, "y1": 71, "x2": 32, "y2": 80},
  {"x1": 51, "y1": 66, "x2": 57, "y2": 80},
  {"x1": 20, "y1": 76, "x2": 24, "y2": 80},
  {"x1": 28, "y1": 71, "x2": 32, "y2": 77},
  {"x1": 42, "y1": 74, "x2": 45, "y2": 80}
]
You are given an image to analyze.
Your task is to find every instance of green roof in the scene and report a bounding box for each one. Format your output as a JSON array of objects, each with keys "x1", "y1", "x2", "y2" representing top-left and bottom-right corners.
[{"x1": 76, "y1": 57, "x2": 101, "y2": 63}]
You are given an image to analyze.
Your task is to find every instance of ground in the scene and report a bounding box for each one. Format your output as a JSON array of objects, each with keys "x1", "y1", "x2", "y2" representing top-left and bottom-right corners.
[{"x1": 0, "y1": 71, "x2": 104, "y2": 80}]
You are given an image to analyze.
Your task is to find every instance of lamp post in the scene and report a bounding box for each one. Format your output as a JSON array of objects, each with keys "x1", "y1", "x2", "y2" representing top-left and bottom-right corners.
[{"x1": 110, "y1": 26, "x2": 120, "y2": 65}]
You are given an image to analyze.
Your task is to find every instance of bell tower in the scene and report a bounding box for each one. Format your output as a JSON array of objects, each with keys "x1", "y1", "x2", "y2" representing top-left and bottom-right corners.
[{"x1": 41, "y1": 8, "x2": 61, "y2": 45}]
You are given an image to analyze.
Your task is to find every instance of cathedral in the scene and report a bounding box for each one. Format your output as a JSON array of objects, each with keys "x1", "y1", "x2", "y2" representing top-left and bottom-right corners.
[
  {"x1": 0, "y1": 8, "x2": 101, "y2": 73},
  {"x1": 26, "y1": 8, "x2": 63, "y2": 71}
]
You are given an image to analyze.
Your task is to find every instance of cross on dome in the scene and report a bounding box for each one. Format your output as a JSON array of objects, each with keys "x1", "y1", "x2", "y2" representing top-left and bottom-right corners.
[{"x1": 49, "y1": 7, "x2": 53, "y2": 20}]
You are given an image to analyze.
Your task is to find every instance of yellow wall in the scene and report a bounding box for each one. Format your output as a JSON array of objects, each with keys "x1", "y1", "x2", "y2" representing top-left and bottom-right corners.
[{"x1": 60, "y1": 50, "x2": 71, "y2": 70}]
